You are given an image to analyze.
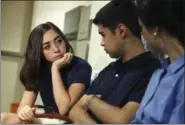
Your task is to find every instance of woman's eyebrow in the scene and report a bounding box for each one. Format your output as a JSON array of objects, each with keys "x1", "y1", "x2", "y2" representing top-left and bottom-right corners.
[{"x1": 43, "y1": 35, "x2": 60, "y2": 45}]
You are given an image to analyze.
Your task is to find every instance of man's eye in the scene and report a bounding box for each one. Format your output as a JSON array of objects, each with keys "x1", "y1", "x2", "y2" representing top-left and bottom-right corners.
[{"x1": 101, "y1": 34, "x2": 105, "y2": 37}]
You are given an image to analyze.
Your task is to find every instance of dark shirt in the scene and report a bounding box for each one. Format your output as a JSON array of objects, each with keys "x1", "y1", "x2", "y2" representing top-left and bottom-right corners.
[
  {"x1": 38, "y1": 56, "x2": 92, "y2": 113},
  {"x1": 86, "y1": 52, "x2": 161, "y2": 123}
]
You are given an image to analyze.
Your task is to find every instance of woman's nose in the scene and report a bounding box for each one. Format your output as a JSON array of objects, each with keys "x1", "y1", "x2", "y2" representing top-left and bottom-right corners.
[{"x1": 52, "y1": 44, "x2": 60, "y2": 53}]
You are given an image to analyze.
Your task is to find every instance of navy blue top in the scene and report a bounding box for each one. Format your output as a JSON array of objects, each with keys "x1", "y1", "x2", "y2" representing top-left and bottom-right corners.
[
  {"x1": 38, "y1": 56, "x2": 92, "y2": 113},
  {"x1": 86, "y1": 52, "x2": 161, "y2": 123}
]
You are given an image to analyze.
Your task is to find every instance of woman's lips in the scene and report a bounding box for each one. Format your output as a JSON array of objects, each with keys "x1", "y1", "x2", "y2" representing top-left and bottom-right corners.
[{"x1": 54, "y1": 55, "x2": 63, "y2": 60}]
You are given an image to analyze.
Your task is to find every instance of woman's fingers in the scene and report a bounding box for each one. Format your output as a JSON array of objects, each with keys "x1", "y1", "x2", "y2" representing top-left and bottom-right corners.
[{"x1": 17, "y1": 106, "x2": 35, "y2": 121}]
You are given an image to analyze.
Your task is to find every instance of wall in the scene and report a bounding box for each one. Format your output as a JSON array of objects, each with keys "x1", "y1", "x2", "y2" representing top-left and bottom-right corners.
[
  {"x1": 1, "y1": 1, "x2": 33, "y2": 112},
  {"x1": 31, "y1": 1, "x2": 92, "y2": 30},
  {"x1": 1, "y1": 1, "x2": 33, "y2": 54},
  {"x1": 1, "y1": 56, "x2": 24, "y2": 112}
]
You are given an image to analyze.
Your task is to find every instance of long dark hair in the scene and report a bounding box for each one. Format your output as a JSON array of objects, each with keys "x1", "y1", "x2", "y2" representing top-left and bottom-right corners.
[
  {"x1": 137, "y1": 0, "x2": 184, "y2": 47},
  {"x1": 20, "y1": 22, "x2": 74, "y2": 92}
]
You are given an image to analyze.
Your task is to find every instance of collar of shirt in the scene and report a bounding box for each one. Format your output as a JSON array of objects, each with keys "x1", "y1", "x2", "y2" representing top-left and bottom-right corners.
[
  {"x1": 167, "y1": 53, "x2": 185, "y2": 74},
  {"x1": 160, "y1": 57, "x2": 170, "y2": 69},
  {"x1": 117, "y1": 52, "x2": 155, "y2": 70}
]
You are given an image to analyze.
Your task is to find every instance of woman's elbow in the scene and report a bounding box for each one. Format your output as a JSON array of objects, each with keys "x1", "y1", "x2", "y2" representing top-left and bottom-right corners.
[
  {"x1": 57, "y1": 99, "x2": 78, "y2": 115},
  {"x1": 58, "y1": 102, "x2": 71, "y2": 115}
]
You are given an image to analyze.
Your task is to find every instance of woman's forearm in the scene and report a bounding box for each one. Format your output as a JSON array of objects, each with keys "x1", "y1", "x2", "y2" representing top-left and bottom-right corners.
[{"x1": 51, "y1": 66, "x2": 71, "y2": 115}]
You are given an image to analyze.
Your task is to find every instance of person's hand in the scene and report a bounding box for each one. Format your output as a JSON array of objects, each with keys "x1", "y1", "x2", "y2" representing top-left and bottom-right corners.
[
  {"x1": 84, "y1": 94, "x2": 102, "y2": 110},
  {"x1": 17, "y1": 105, "x2": 35, "y2": 122},
  {"x1": 76, "y1": 95, "x2": 89, "y2": 111},
  {"x1": 52, "y1": 53, "x2": 73, "y2": 69},
  {"x1": 87, "y1": 94, "x2": 102, "y2": 101}
]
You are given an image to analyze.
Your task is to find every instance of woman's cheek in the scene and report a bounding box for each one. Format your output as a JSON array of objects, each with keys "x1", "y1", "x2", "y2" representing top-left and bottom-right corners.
[{"x1": 59, "y1": 45, "x2": 66, "y2": 55}]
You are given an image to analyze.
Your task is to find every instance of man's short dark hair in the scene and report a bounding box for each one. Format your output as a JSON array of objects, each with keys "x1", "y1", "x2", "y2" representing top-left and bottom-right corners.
[{"x1": 93, "y1": 0, "x2": 141, "y2": 39}]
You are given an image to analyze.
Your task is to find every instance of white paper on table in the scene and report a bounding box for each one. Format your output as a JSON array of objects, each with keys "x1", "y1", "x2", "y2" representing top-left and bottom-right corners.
[
  {"x1": 38, "y1": 118, "x2": 67, "y2": 124},
  {"x1": 35, "y1": 108, "x2": 45, "y2": 114}
]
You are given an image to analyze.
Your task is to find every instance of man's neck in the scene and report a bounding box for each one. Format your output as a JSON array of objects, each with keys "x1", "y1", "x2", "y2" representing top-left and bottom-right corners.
[{"x1": 122, "y1": 37, "x2": 145, "y2": 62}]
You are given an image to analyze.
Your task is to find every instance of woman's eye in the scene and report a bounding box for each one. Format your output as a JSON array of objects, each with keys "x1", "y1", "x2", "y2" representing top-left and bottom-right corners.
[
  {"x1": 57, "y1": 39, "x2": 63, "y2": 43},
  {"x1": 43, "y1": 45, "x2": 50, "y2": 50}
]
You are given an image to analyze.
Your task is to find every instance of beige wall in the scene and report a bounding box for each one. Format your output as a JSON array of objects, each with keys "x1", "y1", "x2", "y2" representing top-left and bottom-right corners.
[
  {"x1": 1, "y1": 56, "x2": 24, "y2": 112},
  {"x1": 1, "y1": 1, "x2": 33, "y2": 112},
  {"x1": 1, "y1": 1, "x2": 33, "y2": 54},
  {"x1": 31, "y1": 1, "x2": 92, "y2": 31}
]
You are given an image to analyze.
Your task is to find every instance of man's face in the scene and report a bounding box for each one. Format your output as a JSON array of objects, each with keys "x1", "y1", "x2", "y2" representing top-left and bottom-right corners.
[{"x1": 98, "y1": 24, "x2": 123, "y2": 58}]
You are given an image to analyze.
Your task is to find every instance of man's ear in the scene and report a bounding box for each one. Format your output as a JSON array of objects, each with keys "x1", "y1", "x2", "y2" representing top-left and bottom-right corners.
[{"x1": 117, "y1": 24, "x2": 127, "y2": 38}]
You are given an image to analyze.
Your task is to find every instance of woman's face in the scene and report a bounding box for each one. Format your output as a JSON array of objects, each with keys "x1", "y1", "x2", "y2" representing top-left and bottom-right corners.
[
  {"x1": 138, "y1": 19, "x2": 162, "y2": 54},
  {"x1": 42, "y1": 29, "x2": 66, "y2": 63}
]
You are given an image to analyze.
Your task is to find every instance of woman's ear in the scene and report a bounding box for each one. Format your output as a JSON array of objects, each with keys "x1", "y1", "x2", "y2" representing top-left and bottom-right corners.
[{"x1": 152, "y1": 27, "x2": 159, "y2": 40}]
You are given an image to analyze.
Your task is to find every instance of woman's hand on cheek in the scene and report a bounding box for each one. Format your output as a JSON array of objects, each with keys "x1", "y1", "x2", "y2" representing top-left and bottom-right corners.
[{"x1": 52, "y1": 53, "x2": 73, "y2": 70}]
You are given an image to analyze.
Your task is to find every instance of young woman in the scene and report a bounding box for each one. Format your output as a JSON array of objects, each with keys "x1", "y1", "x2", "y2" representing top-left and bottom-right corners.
[
  {"x1": 131, "y1": 0, "x2": 184, "y2": 123},
  {"x1": 1, "y1": 22, "x2": 92, "y2": 124}
]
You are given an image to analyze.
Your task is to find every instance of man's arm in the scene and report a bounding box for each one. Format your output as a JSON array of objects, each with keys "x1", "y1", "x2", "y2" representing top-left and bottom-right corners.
[
  {"x1": 87, "y1": 95, "x2": 139, "y2": 124},
  {"x1": 87, "y1": 76, "x2": 151, "y2": 124},
  {"x1": 69, "y1": 95, "x2": 97, "y2": 124}
]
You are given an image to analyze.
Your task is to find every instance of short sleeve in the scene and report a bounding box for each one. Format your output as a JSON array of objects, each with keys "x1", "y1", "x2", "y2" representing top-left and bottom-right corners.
[
  {"x1": 86, "y1": 76, "x2": 100, "y2": 94},
  {"x1": 23, "y1": 80, "x2": 39, "y2": 94},
  {"x1": 128, "y1": 77, "x2": 150, "y2": 103},
  {"x1": 70, "y1": 62, "x2": 92, "y2": 89}
]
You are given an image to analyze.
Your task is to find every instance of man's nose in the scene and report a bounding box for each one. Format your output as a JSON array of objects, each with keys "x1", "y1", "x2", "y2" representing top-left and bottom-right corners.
[{"x1": 101, "y1": 39, "x2": 104, "y2": 46}]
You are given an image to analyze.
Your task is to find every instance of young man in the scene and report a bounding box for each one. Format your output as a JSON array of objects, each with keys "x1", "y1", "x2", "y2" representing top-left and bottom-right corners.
[{"x1": 69, "y1": 0, "x2": 161, "y2": 124}]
